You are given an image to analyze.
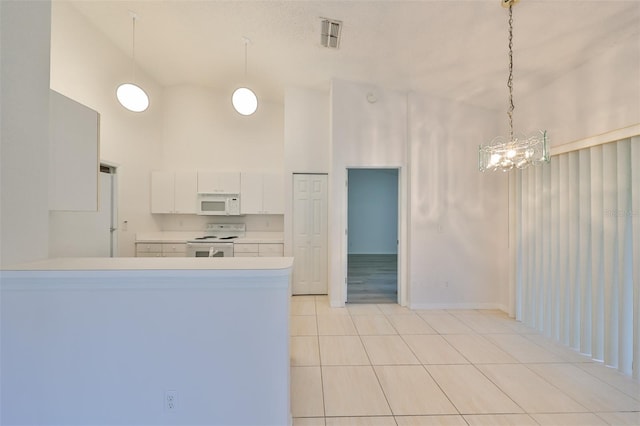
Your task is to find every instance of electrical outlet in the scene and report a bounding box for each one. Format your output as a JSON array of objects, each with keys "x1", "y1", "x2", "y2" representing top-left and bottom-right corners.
[{"x1": 165, "y1": 390, "x2": 178, "y2": 411}]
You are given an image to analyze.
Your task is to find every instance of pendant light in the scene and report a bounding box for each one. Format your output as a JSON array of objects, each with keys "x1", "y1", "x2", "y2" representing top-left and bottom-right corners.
[
  {"x1": 478, "y1": 0, "x2": 549, "y2": 172},
  {"x1": 116, "y1": 11, "x2": 149, "y2": 113},
  {"x1": 232, "y1": 37, "x2": 258, "y2": 116}
]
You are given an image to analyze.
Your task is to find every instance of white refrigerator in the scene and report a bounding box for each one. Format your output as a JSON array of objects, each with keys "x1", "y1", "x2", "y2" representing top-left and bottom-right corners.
[{"x1": 49, "y1": 171, "x2": 117, "y2": 257}]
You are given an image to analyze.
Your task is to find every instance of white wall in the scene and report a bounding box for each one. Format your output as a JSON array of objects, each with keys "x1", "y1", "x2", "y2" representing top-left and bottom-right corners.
[
  {"x1": 50, "y1": 2, "x2": 165, "y2": 256},
  {"x1": 161, "y1": 85, "x2": 284, "y2": 171},
  {"x1": 1, "y1": 264, "x2": 291, "y2": 425},
  {"x1": 326, "y1": 78, "x2": 508, "y2": 309},
  {"x1": 0, "y1": 0, "x2": 51, "y2": 267},
  {"x1": 348, "y1": 169, "x2": 398, "y2": 255},
  {"x1": 408, "y1": 92, "x2": 507, "y2": 310},
  {"x1": 330, "y1": 79, "x2": 408, "y2": 305},
  {"x1": 516, "y1": 35, "x2": 640, "y2": 147},
  {"x1": 157, "y1": 85, "x2": 284, "y2": 232}
]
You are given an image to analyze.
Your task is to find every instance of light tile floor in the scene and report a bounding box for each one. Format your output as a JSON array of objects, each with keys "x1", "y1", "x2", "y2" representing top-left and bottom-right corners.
[{"x1": 290, "y1": 296, "x2": 640, "y2": 426}]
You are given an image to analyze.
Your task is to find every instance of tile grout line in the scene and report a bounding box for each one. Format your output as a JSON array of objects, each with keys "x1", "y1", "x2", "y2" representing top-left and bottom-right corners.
[
  {"x1": 313, "y1": 296, "x2": 327, "y2": 421},
  {"x1": 348, "y1": 304, "x2": 396, "y2": 421}
]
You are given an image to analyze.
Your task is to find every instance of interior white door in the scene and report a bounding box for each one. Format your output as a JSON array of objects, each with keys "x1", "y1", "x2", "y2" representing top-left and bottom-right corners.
[{"x1": 292, "y1": 174, "x2": 328, "y2": 295}]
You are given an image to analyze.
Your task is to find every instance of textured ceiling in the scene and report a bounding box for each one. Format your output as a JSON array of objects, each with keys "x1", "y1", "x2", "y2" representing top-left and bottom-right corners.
[{"x1": 66, "y1": 0, "x2": 640, "y2": 111}]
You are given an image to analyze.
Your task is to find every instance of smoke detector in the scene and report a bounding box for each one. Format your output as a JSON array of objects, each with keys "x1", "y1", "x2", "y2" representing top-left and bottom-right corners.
[{"x1": 320, "y1": 18, "x2": 342, "y2": 48}]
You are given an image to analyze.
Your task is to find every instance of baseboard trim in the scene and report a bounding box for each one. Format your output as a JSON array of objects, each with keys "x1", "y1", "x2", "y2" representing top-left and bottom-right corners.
[{"x1": 409, "y1": 302, "x2": 507, "y2": 312}]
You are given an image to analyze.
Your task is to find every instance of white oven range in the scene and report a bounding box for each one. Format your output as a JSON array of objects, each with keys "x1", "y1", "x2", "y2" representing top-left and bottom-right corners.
[{"x1": 185, "y1": 224, "x2": 245, "y2": 258}]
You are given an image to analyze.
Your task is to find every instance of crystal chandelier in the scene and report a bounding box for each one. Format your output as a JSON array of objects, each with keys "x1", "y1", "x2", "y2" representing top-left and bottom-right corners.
[{"x1": 478, "y1": 0, "x2": 549, "y2": 172}]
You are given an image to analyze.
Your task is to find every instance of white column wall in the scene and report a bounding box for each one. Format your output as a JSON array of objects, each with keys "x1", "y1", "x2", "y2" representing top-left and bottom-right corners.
[
  {"x1": 283, "y1": 87, "x2": 330, "y2": 258},
  {"x1": 0, "y1": 0, "x2": 51, "y2": 267},
  {"x1": 329, "y1": 79, "x2": 408, "y2": 306}
]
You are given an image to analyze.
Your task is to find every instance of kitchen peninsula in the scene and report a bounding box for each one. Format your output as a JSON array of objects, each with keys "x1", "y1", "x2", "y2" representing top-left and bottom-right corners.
[{"x1": 1, "y1": 257, "x2": 292, "y2": 426}]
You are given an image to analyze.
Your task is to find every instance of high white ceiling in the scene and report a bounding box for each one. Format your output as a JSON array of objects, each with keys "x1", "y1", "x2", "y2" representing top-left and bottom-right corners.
[{"x1": 66, "y1": 0, "x2": 640, "y2": 111}]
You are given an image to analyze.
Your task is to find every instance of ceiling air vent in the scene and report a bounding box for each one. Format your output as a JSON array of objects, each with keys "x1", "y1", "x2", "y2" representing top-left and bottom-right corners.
[{"x1": 320, "y1": 18, "x2": 342, "y2": 49}]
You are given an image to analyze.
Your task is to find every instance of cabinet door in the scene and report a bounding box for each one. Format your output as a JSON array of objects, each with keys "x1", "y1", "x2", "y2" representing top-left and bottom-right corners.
[
  {"x1": 151, "y1": 171, "x2": 175, "y2": 213},
  {"x1": 49, "y1": 90, "x2": 99, "y2": 211},
  {"x1": 198, "y1": 171, "x2": 240, "y2": 194},
  {"x1": 173, "y1": 171, "x2": 197, "y2": 214},
  {"x1": 262, "y1": 173, "x2": 284, "y2": 214},
  {"x1": 240, "y1": 172, "x2": 264, "y2": 214},
  {"x1": 258, "y1": 243, "x2": 284, "y2": 257},
  {"x1": 217, "y1": 172, "x2": 241, "y2": 193}
]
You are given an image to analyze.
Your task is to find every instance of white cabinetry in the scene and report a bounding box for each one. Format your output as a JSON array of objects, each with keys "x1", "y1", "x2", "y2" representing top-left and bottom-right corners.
[
  {"x1": 151, "y1": 171, "x2": 197, "y2": 214},
  {"x1": 234, "y1": 243, "x2": 284, "y2": 257},
  {"x1": 135, "y1": 243, "x2": 162, "y2": 257},
  {"x1": 135, "y1": 242, "x2": 186, "y2": 257},
  {"x1": 240, "y1": 172, "x2": 284, "y2": 214},
  {"x1": 197, "y1": 171, "x2": 240, "y2": 194}
]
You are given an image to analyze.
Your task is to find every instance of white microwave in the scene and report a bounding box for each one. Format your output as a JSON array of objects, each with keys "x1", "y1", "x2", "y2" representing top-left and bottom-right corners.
[{"x1": 197, "y1": 193, "x2": 241, "y2": 216}]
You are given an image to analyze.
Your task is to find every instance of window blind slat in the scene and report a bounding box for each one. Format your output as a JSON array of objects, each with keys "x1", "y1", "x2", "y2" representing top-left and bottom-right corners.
[{"x1": 516, "y1": 138, "x2": 638, "y2": 377}]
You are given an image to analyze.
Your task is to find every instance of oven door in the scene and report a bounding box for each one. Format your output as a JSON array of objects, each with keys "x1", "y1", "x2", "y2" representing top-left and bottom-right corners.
[{"x1": 186, "y1": 242, "x2": 234, "y2": 257}]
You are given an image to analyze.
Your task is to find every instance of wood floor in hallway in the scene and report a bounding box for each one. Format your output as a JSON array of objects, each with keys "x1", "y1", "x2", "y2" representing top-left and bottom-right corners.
[{"x1": 347, "y1": 254, "x2": 397, "y2": 304}]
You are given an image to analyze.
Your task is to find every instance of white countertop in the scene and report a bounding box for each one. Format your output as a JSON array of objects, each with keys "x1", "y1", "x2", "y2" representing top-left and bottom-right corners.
[
  {"x1": 135, "y1": 231, "x2": 284, "y2": 244},
  {"x1": 2, "y1": 256, "x2": 293, "y2": 272}
]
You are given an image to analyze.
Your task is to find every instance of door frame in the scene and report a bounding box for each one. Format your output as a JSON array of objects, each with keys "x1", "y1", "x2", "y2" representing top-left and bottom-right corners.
[
  {"x1": 342, "y1": 166, "x2": 407, "y2": 306},
  {"x1": 100, "y1": 161, "x2": 118, "y2": 257}
]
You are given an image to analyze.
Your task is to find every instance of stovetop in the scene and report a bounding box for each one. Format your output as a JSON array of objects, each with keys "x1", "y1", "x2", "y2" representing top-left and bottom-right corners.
[
  {"x1": 192, "y1": 235, "x2": 238, "y2": 241},
  {"x1": 187, "y1": 223, "x2": 245, "y2": 244}
]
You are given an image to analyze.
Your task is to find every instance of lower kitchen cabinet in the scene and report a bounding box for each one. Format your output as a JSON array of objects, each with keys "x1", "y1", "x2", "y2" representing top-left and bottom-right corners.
[
  {"x1": 234, "y1": 243, "x2": 283, "y2": 257},
  {"x1": 136, "y1": 242, "x2": 186, "y2": 257}
]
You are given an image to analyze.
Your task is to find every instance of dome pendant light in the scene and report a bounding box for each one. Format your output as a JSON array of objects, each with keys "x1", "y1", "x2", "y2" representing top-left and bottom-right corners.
[
  {"x1": 117, "y1": 11, "x2": 149, "y2": 113},
  {"x1": 232, "y1": 37, "x2": 258, "y2": 116}
]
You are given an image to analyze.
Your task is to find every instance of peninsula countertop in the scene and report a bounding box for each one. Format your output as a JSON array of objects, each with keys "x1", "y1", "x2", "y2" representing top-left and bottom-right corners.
[{"x1": 2, "y1": 256, "x2": 292, "y2": 271}]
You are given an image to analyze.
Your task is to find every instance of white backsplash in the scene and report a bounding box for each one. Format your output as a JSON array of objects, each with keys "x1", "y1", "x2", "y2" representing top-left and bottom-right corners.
[{"x1": 158, "y1": 214, "x2": 283, "y2": 232}]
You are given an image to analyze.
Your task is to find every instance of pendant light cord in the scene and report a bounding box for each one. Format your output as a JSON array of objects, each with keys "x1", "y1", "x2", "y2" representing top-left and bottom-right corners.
[
  {"x1": 507, "y1": 5, "x2": 514, "y2": 142},
  {"x1": 244, "y1": 39, "x2": 248, "y2": 78},
  {"x1": 131, "y1": 14, "x2": 137, "y2": 82}
]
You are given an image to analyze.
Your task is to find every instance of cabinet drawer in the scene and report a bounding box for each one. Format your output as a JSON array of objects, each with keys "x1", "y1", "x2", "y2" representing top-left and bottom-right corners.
[
  {"x1": 136, "y1": 252, "x2": 163, "y2": 257},
  {"x1": 136, "y1": 243, "x2": 162, "y2": 253},
  {"x1": 233, "y1": 252, "x2": 257, "y2": 257},
  {"x1": 162, "y1": 243, "x2": 186, "y2": 253},
  {"x1": 163, "y1": 253, "x2": 186, "y2": 257},
  {"x1": 234, "y1": 243, "x2": 259, "y2": 254},
  {"x1": 258, "y1": 243, "x2": 283, "y2": 257}
]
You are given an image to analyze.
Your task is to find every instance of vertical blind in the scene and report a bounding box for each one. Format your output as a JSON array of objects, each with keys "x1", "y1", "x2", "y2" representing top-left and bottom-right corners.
[{"x1": 515, "y1": 136, "x2": 639, "y2": 378}]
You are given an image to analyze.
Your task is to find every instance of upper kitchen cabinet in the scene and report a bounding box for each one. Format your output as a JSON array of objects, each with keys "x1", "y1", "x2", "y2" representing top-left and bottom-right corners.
[
  {"x1": 151, "y1": 171, "x2": 197, "y2": 214},
  {"x1": 197, "y1": 171, "x2": 241, "y2": 194},
  {"x1": 241, "y1": 172, "x2": 284, "y2": 215},
  {"x1": 49, "y1": 90, "x2": 99, "y2": 211}
]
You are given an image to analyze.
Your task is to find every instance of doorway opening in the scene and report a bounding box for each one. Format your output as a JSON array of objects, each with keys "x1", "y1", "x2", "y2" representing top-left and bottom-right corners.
[{"x1": 346, "y1": 168, "x2": 399, "y2": 304}]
